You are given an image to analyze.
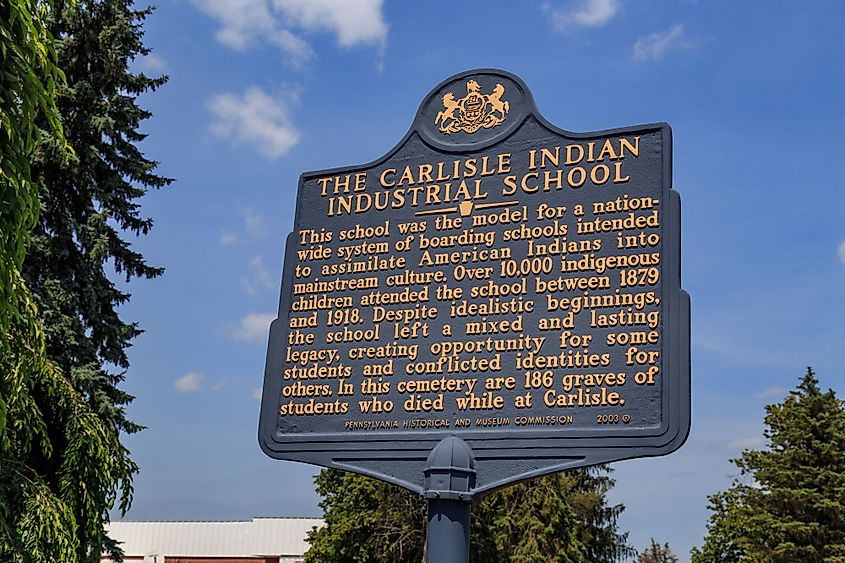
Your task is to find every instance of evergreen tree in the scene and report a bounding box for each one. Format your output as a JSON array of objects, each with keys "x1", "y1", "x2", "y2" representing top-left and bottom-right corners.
[
  {"x1": 2, "y1": 1, "x2": 138, "y2": 561},
  {"x1": 565, "y1": 466, "x2": 634, "y2": 562},
  {"x1": 305, "y1": 466, "x2": 633, "y2": 562},
  {"x1": 306, "y1": 468, "x2": 428, "y2": 562},
  {"x1": 472, "y1": 473, "x2": 584, "y2": 563},
  {"x1": 691, "y1": 368, "x2": 845, "y2": 562},
  {"x1": 26, "y1": 0, "x2": 171, "y2": 440},
  {"x1": 637, "y1": 539, "x2": 679, "y2": 563}
]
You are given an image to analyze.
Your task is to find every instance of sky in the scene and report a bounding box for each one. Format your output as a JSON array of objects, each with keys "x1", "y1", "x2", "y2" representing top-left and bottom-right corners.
[{"x1": 115, "y1": 0, "x2": 845, "y2": 559}]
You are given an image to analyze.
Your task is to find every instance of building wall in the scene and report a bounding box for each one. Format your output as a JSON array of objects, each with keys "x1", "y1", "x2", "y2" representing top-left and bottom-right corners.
[
  {"x1": 164, "y1": 558, "x2": 285, "y2": 563},
  {"x1": 103, "y1": 517, "x2": 320, "y2": 563}
]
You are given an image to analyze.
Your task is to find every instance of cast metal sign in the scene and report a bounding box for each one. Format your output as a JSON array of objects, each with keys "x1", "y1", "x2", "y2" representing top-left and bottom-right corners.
[{"x1": 259, "y1": 69, "x2": 690, "y2": 495}]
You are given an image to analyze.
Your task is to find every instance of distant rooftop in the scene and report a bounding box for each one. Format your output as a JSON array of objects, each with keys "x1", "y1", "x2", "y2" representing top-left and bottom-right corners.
[{"x1": 104, "y1": 517, "x2": 323, "y2": 561}]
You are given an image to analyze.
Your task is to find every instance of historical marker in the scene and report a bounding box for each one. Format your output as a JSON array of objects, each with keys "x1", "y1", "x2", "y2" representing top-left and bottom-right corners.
[{"x1": 259, "y1": 69, "x2": 690, "y2": 500}]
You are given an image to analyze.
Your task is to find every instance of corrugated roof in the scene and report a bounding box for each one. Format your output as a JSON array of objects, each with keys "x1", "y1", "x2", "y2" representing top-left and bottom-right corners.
[{"x1": 106, "y1": 517, "x2": 323, "y2": 558}]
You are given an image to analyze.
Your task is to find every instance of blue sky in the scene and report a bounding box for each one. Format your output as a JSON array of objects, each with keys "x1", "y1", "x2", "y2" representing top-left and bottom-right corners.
[{"x1": 116, "y1": 0, "x2": 845, "y2": 559}]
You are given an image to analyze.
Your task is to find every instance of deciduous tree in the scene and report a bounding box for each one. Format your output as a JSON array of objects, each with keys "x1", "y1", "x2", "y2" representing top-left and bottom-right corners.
[
  {"x1": 305, "y1": 466, "x2": 633, "y2": 562},
  {"x1": 1, "y1": 0, "x2": 122, "y2": 560},
  {"x1": 1, "y1": 0, "x2": 168, "y2": 560}
]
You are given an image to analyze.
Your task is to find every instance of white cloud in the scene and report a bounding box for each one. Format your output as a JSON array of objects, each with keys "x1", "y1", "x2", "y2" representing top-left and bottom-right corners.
[
  {"x1": 757, "y1": 386, "x2": 788, "y2": 399},
  {"x1": 252, "y1": 388, "x2": 263, "y2": 400},
  {"x1": 240, "y1": 207, "x2": 266, "y2": 237},
  {"x1": 726, "y1": 436, "x2": 766, "y2": 450},
  {"x1": 193, "y1": 0, "x2": 313, "y2": 65},
  {"x1": 219, "y1": 231, "x2": 238, "y2": 246},
  {"x1": 838, "y1": 240, "x2": 845, "y2": 264},
  {"x1": 219, "y1": 210, "x2": 267, "y2": 247},
  {"x1": 193, "y1": 0, "x2": 387, "y2": 65},
  {"x1": 241, "y1": 256, "x2": 277, "y2": 295},
  {"x1": 275, "y1": 0, "x2": 388, "y2": 50},
  {"x1": 211, "y1": 378, "x2": 231, "y2": 391},
  {"x1": 545, "y1": 0, "x2": 621, "y2": 32},
  {"x1": 174, "y1": 372, "x2": 204, "y2": 392},
  {"x1": 208, "y1": 87, "x2": 300, "y2": 159},
  {"x1": 135, "y1": 52, "x2": 168, "y2": 73},
  {"x1": 230, "y1": 312, "x2": 276, "y2": 343},
  {"x1": 633, "y1": 23, "x2": 686, "y2": 61}
]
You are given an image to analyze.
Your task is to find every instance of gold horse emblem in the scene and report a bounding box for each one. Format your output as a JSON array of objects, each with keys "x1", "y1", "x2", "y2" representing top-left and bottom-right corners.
[{"x1": 435, "y1": 80, "x2": 510, "y2": 135}]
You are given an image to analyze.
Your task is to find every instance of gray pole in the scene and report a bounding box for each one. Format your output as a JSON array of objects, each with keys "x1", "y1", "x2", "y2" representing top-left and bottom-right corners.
[
  {"x1": 424, "y1": 437, "x2": 475, "y2": 563},
  {"x1": 427, "y1": 498, "x2": 471, "y2": 563}
]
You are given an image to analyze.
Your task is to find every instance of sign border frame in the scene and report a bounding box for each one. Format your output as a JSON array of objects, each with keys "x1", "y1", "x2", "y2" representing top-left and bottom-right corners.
[{"x1": 258, "y1": 68, "x2": 690, "y2": 495}]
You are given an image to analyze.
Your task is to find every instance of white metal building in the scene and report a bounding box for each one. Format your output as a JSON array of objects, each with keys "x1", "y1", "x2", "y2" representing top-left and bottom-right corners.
[{"x1": 102, "y1": 517, "x2": 323, "y2": 563}]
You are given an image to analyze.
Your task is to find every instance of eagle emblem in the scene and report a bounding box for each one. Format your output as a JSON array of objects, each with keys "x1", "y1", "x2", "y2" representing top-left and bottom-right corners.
[{"x1": 435, "y1": 80, "x2": 510, "y2": 135}]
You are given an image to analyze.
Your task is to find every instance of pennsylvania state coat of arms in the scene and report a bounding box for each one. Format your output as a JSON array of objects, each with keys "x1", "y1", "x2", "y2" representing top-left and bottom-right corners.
[{"x1": 435, "y1": 79, "x2": 510, "y2": 135}]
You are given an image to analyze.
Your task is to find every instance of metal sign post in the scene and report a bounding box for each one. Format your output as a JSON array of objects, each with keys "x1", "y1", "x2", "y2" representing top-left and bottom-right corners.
[{"x1": 424, "y1": 437, "x2": 474, "y2": 563}]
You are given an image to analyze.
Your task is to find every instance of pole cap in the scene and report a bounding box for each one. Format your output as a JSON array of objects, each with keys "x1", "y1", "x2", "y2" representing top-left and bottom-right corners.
[{"x1": 423, "y1": 436, "x2": 476, "y2": 500}]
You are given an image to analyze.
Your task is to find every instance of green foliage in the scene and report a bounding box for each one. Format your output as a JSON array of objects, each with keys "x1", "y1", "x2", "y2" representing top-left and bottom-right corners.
[
  {"x1": 563, "y1": 465, "x2": 635, "y2": 562},
  {"x1": 691, "y1": 368, "x2": 845, "y2": 563},
  {"x1": 1, "y1": 0, "x2": 70, "y2": 553},
  {"x1": 0, "y1": 0, "x2": 67, "y2": 343},
  {"x1": 306, "y1": 468, "x2": 427, "y2": 562},
  {"x1": 1, "y1": 318, "x2": 129, "y2": 562},
  {"x1": 1, "y1": 0, "x2": 168, "y2": 561},
  {"x1": 472, "y1": 473, "x2": 584, "y2": 562},
  {"x1": 637, "y1": 539, "x2": 679, "y2": 563},
  {"x1": 26, "y1": 0, "x2": 171, "y2": 439},
  {"x1": 305, "y1": 466, "x2": 633, "y2": 562}
]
